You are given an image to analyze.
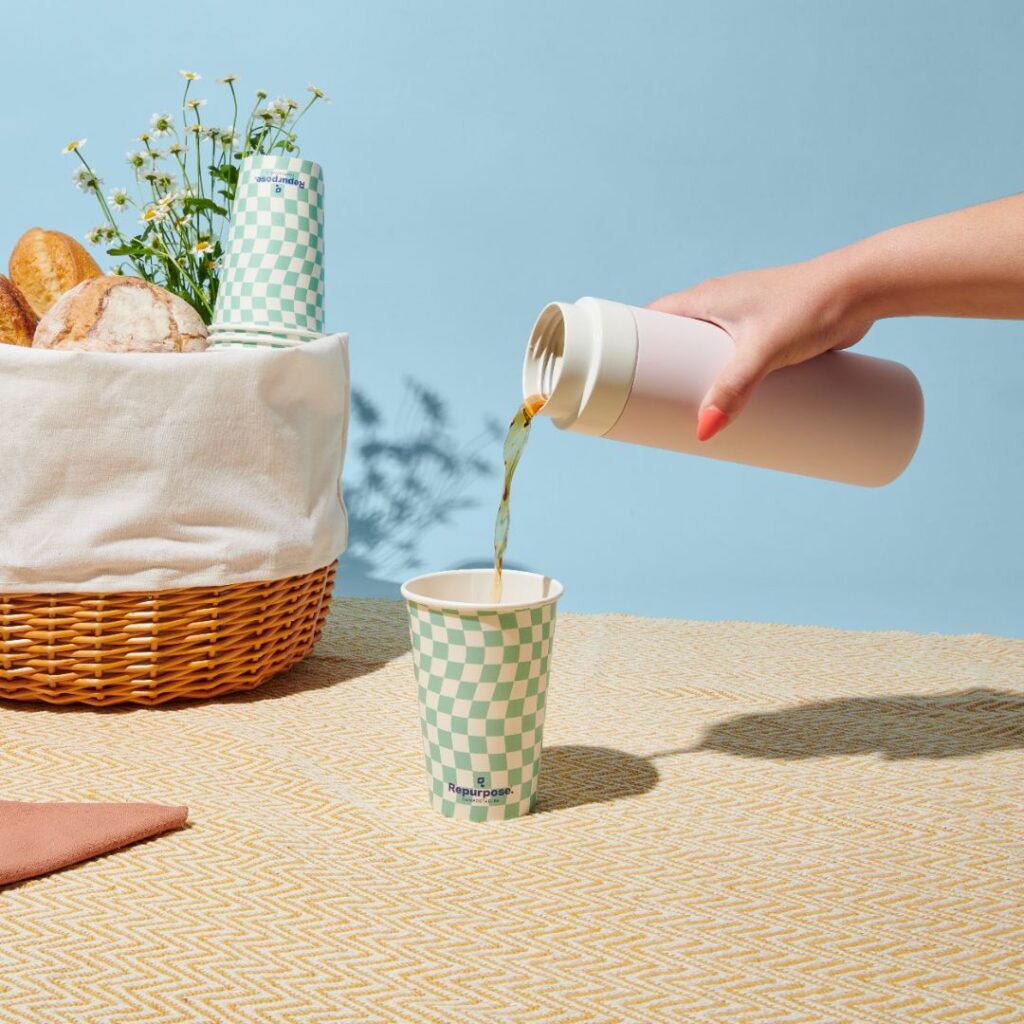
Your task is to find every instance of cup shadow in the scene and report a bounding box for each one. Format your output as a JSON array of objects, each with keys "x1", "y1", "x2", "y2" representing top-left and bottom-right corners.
[
  {"x1": 536, "y1": 744, "x2": 660, "y2": 812},
  {"x1": 688, "y1": 687, "x2": 1024, "y2": 761}
]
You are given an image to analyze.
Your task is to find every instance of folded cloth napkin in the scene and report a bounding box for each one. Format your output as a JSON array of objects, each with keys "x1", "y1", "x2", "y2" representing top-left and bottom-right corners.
[{"x1": 0, "y1": 801, "x2": 188, "y2": 886}]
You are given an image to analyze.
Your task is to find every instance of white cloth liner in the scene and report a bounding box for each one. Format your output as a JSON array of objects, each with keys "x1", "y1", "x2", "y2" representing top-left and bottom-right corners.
[{"x1": 0, "y1": 333, "x2": 348, "y2": 593}]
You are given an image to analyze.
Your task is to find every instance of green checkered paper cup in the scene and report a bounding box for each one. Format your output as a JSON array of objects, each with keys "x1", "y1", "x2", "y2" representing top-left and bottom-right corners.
[
  {"x1": 401, "y1": 570, "x2": 564, "y2": 822},
  {"x1": 210, "y1": 155, "x2": 325, "y2": 348}
]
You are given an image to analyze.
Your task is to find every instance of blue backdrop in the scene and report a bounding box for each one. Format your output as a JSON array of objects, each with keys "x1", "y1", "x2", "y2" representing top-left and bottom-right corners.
[{"x1": 4, "y1": 0, "x2": 1021, "y2": 636}]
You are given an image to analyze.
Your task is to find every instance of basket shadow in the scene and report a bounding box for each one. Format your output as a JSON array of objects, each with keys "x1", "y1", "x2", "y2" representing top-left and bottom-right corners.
[
  {"x1": 690, "y1": 687, "x2": 1024, "y2": 761},
  {"x1": 0, "y1": 597, "x2": 413, "y2": 713},
  {"x1": 535, "y1": 744, "x2": 660, "y2": 813}
]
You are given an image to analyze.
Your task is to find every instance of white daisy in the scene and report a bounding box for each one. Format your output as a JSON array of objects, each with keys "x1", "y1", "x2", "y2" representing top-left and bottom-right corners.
[
  {"x1": 85, "y1": 226, "x2": 116, "y2": 245},
  {"x1": 217, "y1": 73, "x2": 239, "y2": 85},
  {"x1": 307, "y1": 84, "x2": 330, "y2": 102},
  {"x1": 192, "y1": 238, "x2": 212, "y2": 256},
  {"x1": 108, "y1": 187, "x2": 130, "y2": 209},
  {"x1": 62, "y1": 138, "x2": 87, "y2": 155},
  {"x1": 186, "y1": 97, "x2": 207, "y2": 110},
  {"x1": 73, "y1": 166, "x2": 100, "y2": 191},
  {"x1": 140, "y1": 204, "x2": 170, "y2": 225},
  {"x1": 218, "y1": 129, "x2": 237, "y2": 148},
  {"x1": 179, "y1": 70, "x2": 201, "y2": 81},
  {"x1": 149, "y1": 112, "x2": 174, "y2": 137},
  {"x1": 126, "y1": 151, "x2": 147, "y2": 169},
  {"x1": 267, "y1": 97, "x2": 291, "y2": 121}
]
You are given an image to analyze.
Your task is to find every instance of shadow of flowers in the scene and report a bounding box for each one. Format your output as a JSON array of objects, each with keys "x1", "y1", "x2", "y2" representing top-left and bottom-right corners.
[
  {"x1": 339, "y1": 379, "x2": 504, "y2": 592},
  {"x1": 693, "y1": 687, "x2": 1024, "y2": 761}
]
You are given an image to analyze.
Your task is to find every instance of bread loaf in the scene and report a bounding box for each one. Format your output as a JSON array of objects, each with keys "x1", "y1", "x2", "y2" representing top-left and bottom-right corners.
[
  {"x1": 10, "y1": 227, "x2": 102, "y2": 318},
  {"x1": 0, "y1": 274, "x2": 38, "y2": 347},
  {"x1": 33, "y1": 276, "x2": 208, "y2": 353}
]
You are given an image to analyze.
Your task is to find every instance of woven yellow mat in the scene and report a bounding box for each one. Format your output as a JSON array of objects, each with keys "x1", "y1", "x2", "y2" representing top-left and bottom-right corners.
[{"x1": 2, "y1": 598, "x2": 1023, "y2": 1024}]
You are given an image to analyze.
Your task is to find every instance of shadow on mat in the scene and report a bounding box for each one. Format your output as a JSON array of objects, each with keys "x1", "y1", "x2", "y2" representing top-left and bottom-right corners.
[
  {"x1": 535, "y1": 745, "x2": 660, "y2": 812},
  {"x1": 688, "y1": 687, "x2": 1024, "y2": 761}
]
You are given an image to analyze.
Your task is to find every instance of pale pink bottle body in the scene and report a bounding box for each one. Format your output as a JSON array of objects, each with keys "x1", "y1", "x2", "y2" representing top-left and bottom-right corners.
[{"x1": 523, "y1": 298, "x2": 924, "y2": 487}]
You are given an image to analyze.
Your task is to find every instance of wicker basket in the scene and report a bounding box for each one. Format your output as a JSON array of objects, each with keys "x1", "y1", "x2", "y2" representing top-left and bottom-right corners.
[{"x1": 0, "y1": 561, "x2": 336, "y2": 707}]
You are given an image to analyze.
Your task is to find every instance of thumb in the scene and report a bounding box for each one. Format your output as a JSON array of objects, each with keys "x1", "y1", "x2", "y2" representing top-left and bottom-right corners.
[
  {"x1": 696, "y1": 347, "x2": 770, "y2": 441},
  {"x1": 647, "y1": 288, "x2": 706, "y2": 319}
]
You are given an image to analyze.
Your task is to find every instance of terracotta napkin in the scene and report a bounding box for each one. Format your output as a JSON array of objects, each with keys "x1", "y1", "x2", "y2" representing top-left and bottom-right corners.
[{"x1": 0, "y1": 801, "x2": 188, "y2": 886}]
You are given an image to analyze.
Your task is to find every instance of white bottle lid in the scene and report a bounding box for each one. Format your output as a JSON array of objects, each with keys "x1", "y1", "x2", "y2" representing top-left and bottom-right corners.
[{"x1": 522, "y1": 297, "x2": 638, "y2": 436}]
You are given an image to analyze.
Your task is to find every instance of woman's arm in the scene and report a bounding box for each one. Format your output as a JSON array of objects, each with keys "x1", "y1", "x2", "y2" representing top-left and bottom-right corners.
[{"x1": 650, "y1": 194, "x2": 1024, "y2": 440}]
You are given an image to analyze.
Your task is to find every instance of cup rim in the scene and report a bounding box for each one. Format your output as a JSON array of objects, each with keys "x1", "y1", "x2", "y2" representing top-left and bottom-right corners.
[
  {"x1": 401, "y1": 568, "x2": 564, "y2": 613},
  {"x1": 210, "y1": 323, "x2": 324, "y2": 339}
]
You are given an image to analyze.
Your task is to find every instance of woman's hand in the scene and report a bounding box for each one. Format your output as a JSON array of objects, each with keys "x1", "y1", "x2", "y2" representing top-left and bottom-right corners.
[
  {"x1": 650, "y1": 193, "x2": 1024, "y2": 441},
  {"x1": 649, "y1": 256, "x2": 873, "y2": 440}
]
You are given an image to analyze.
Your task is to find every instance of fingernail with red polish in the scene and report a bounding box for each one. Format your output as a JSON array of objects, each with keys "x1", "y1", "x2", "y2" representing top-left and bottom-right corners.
[{"x1": 696, "y1": 405, "x2": 728, "y2": 442}]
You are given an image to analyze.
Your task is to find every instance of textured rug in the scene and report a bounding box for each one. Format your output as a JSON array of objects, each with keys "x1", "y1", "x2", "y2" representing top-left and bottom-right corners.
[{"x1": 1, "y1": 598, "x2": 1022, "y2": 1024}]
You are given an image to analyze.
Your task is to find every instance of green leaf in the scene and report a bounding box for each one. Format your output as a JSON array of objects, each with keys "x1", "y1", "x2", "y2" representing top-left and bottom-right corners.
[
  {"x1": 181, "y1": 196, "x2": 228, "y2": 217},
  {"x1": 209, "y1": 163, "x2": 238, "y2": 185},
  {"x1": 107, "y1": 243, "x2": 150, "y2": 258}
]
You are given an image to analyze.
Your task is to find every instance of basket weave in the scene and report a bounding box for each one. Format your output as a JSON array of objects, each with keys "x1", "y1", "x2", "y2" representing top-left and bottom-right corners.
[{"x1": 0, "y1": 562, "x2": 336, "y2": 707}]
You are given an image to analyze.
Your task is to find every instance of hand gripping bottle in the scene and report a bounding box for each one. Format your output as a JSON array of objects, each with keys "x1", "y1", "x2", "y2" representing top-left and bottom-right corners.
[{"x1": 522, "y1": 297, "x2": 924, "y2": 486}]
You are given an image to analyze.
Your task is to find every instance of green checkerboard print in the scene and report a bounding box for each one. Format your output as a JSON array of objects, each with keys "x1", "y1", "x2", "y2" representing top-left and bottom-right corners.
[
  {"x1": 407, "y1": 600, "x2": 557, "y2": 822},
  {"x1": 212, "y1": 156, "x2": 325, "y2": 337}
]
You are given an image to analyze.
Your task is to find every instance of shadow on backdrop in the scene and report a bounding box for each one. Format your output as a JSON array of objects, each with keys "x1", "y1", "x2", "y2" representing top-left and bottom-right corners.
[
  {"x1": 686, "y1": 688, "x2": 1024, "y2": 761},
  {"x1": 335, "y1": 379, "x2": 505, "y2": 599}
]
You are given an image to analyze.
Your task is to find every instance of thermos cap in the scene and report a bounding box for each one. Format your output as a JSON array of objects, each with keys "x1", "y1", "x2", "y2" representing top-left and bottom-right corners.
[{"x1": 522, "y1": 297, "x2": 638, "y2": 436}]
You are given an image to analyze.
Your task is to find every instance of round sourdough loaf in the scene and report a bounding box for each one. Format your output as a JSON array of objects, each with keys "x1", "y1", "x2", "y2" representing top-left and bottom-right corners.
[
  {"x1": 9, "y1": 227, "x2": 102, "y2": 318},
  {"x1": 33, "y1": 276, "x2": 208, "y2": 353}
]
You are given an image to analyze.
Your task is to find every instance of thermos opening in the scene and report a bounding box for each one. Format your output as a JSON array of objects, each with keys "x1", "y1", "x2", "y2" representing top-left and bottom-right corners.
[
  {"x1": 523, "y1": 303, "x2": 565, "y2": 403},
  {"x1": 522, "y1": 297, "x2": 639, "y2": 434}
]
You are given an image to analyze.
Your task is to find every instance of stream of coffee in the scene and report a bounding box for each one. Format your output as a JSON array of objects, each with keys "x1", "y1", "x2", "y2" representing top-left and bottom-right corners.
[{"x1": 492, "y1": 393, "x2": 547, "y2": 603}]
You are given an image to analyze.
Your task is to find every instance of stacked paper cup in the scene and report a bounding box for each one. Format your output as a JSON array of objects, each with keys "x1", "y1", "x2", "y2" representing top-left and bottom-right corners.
[{"x1": 209, "y1": 155, "x2": 325, "y2": 349}]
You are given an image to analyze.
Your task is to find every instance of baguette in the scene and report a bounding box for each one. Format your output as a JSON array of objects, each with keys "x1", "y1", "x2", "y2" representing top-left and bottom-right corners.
[
  {"x1": 9, "y1": 227, "x2": 102, "y2": 318},
  {"x1": 0, "y1": 274, "x2": 38, "y2": 347}
]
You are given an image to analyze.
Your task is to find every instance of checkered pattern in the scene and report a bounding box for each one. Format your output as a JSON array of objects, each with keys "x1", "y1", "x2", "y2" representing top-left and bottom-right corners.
[
  {"x1": 212, "y1": 156, "x2": 324, "y2": 337},
  {"x1": 406, "y1": 600, "x2": 557, "y2": 822}
]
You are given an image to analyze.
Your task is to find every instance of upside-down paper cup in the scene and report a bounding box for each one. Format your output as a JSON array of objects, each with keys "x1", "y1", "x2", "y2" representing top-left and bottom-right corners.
[
  {"x1": 401, "y1": 569, "x2": 564, "y2": 822},
  {"x1": 209, "y1": 154, "x2": 325, "y2": 347}
]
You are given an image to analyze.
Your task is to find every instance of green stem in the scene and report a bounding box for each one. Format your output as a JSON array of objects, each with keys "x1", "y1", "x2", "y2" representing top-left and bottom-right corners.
[
  {"x1": 229, "y1": 81, "x2": 239, "y2": 140},
  {"x1": 289, "y1": 95, "x2": 319, "y2": 133},
  {"x1": 74, "y1": 150, "x2": 147, "y2": 276},
  {"x1": 241, "y1": 94, "x2": 263, "y2": 157},
  {"x1": 155, "y1": 240, "x2": 213, "y2": 318}
]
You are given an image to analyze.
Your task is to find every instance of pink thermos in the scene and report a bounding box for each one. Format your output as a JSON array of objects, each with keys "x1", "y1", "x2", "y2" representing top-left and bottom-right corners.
[{"x1": 522, "y1": 297, "x2": 924, "y2": 486}]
